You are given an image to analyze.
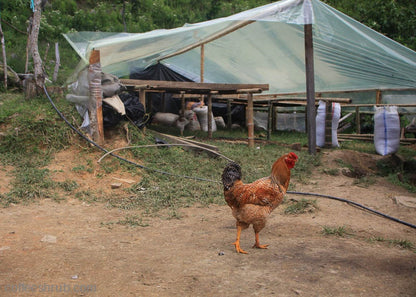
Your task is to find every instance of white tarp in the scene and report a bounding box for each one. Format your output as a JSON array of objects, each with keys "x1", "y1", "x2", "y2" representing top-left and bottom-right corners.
[{"x1": 63, "y1": 0, "x2": 416, "y2": 94}]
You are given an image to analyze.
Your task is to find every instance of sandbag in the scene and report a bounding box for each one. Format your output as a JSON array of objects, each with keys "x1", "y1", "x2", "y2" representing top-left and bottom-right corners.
[
  {"x1": 374, "y1": 106, "x2": 400, "y2": 156},
  {"x1": 316, "y1": 100, "x2": 341, "y2": 147},
  {"x1": 194, "y1": 106, "x2": 217, "y2": 132}
]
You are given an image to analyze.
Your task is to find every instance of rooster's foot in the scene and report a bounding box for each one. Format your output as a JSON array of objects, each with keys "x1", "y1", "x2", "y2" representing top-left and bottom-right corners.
[
  {"x1": 232, "y1": 241, "x2": 248, "y2": 254},
  {"x1": 253, "y1": 243, "x2": 269, "y2": 249}
]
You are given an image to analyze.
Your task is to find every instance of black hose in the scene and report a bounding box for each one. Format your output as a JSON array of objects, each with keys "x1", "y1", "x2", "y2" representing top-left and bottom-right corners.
[
  {"x1": 43, "y1": 86, "x2": 220, "y2": 183},
  {"x1": 287, "y1": 191, "x2": 416, "y2": 229},
  {"x1": 44, "y1": 86, "x2": 416, "y2": 230}
]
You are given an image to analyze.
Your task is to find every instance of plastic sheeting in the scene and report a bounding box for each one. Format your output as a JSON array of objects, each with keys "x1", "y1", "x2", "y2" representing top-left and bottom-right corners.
[{"x1": 63, "y1": 0, "x2": 416, "y2": 94}]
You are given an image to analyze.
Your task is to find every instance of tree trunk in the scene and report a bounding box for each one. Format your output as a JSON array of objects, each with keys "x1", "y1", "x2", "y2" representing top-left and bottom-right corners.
[
  {"x1": 29, "y1": 0, "x2": 45, "y2": 93},
  {"x1": 0, "y1": 19, "x2": 7, "y2": 90},
  {"x1": 121, "y1": 1, "x2": 127, "y2": 32}
]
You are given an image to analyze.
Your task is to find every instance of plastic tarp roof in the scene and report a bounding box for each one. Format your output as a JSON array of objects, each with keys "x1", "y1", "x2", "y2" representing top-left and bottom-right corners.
[{"x1": 63, "y1": 0, "x2": 416, "y2": 94}]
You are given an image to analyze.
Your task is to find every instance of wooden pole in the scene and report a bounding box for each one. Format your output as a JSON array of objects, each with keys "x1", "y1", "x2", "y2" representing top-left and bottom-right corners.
[
  {"x1": 0, "y1": 19, "x2": 7, "y2": 90},
  {"x1": 88, "y1": 49, "x2": 104, "y2": 144},
  {"x1": 324, "y1": 101, "x2": 332, "y2": 147},
  {"x1": 200, "y1": 44, "x2": 204, "y2": 83},
  {"x1": 376, "y1": 90, "x2": 382, "y2": 104},
  {"x1": 355, "y1": 106, "x2": 361, "y2": 134},
  {"x1": 207, "y1": 93, "x2": 213, "y2": 139},
  {"x1": 52, "y1": 42, "x2": 60, "y2": 82},
  {"x1": 180, "y1": 91, "x2": 185, "y2": 117},
  {"x1": 304, "y1": 22, "x2": 316, "y2": 155},
  {"x1": 158, "y1": 20, "x2": 254, "y2": 62},
  {"x1": 227, "y1": 99, "x2": 232, "y2": 130},
  {"x1": 200, "y1": 44, "x2": 205, "y2": 102},
  {"x1": 267, "y1": 100, "x2": 272, "y2": 140},
  {"x1": 139, "y1": 89, "x2": 146, "y2": 110},
  {"x1": 247, "y1": 92, "x2": 254, "y2": 148}
]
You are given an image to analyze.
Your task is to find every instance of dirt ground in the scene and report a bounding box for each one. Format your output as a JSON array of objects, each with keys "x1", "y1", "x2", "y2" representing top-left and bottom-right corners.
[{"x1": 1, "y1": 147, "x2": 416, "y2": 297}]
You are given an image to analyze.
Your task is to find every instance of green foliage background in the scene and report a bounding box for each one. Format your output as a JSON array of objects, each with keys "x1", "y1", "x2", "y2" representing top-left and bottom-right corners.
[{"x1": 0, "y1": 0, "x2": 415, "y2": 83}]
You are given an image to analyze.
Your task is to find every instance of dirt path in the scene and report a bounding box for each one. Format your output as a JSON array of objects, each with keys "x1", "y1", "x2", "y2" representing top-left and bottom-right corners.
[{"x1": 1, "y1": 150, "x2": 416, "y2": 296}]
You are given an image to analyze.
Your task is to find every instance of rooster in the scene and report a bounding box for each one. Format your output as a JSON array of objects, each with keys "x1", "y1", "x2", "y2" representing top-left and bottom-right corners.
[{"x1": 222, "y1": 152, "x2": 298, "y2": 254}]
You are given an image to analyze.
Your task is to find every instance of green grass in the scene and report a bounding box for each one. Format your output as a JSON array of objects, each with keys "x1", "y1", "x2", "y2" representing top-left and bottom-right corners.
[
  {"x1": 284, "y1": 198, "x2": 319, "y2": 214},
  {"x1": 1, "y1": 91, "x2": 414, "y2": 211},
  {"x1": 369, "y1": 237, "x2": 415, "y2": 252},
  {"x1": 321, "y1": 225, "x2": 351, "y2": 237}
]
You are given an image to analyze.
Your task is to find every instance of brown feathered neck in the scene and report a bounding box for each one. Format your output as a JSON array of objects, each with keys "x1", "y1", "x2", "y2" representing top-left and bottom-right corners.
[{"x1": 270, "y1": 153, "x2": 298, "y2": 189}]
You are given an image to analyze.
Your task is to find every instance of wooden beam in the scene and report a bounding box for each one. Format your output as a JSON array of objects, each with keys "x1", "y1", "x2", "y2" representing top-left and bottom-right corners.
[
  {"x1": 157, "y1": 20, "x2": 254, "y2": 62},
  {"x1": 304, "y1": 23, "x2": 316, "y2": 155},
  {"x1": 120, "y1": 79, "x2": 268, "y2": 94}
]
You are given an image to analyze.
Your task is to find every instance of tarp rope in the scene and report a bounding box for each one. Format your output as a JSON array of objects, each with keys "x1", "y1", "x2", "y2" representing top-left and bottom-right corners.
[{"x1": 44, "y1": 86, "x2": 416, "y2": 230}]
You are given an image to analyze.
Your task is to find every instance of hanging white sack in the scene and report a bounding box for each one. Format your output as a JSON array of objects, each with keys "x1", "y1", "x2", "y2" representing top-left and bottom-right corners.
[
  {"x1": 316, "y1": 100, "x2": 341, "y2": 147},
  {"x1": 374, "y1": 106, "x2": 400, "y2": 156},
  {"x1": 194, "y1": 106, "x2": 217, "y2": 132}
]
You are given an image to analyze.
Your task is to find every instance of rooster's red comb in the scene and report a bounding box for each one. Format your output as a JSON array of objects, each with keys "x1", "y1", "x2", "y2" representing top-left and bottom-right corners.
[{"x1": 288, "y1": 152, "x2": 298, "y2": 160}]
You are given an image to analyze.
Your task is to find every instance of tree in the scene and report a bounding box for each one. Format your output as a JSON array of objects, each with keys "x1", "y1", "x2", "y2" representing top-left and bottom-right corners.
[
  {"x1": 29, "y1": 0, "x2": 45, "y2": 93},
  {"x1": 0, "y1": 18, "x2": 7, "y2": 90}
]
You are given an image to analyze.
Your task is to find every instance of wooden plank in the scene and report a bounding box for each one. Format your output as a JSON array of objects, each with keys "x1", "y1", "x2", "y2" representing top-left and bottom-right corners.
[{"x1": 120, "y1": 78, "x2": 268, "y2": 94}]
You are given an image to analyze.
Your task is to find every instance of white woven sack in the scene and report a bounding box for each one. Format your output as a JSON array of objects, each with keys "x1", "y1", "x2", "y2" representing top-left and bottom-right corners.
[
  {"x1": 374, "y1": 106, "x2": 400, "y2": 155},
  {"x1": 316, "y1": 100, "x2": 341, "y2": 147},
  {"x1": 194, "y1": 106, "x2": 217, "y2": 132}
]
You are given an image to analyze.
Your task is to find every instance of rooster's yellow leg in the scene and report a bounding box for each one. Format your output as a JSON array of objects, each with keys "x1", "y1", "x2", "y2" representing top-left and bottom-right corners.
[
  {"x1": 253, "y1": 232, "x2": 269, "y2": 249},
  {"x1": 232, "y1": 225, "x2": 248, "y2": 254}
]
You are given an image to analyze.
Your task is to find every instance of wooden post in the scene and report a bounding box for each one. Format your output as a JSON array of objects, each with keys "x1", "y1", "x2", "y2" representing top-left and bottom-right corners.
[
  {"x1": 52, "y1": 42, "x2": 60, "y2": 82},
  {"x1": 355, "y1": 106, "x2": 361, "y2": 134},
  {"x1": 88, "y1": 49, "x2": 104, "y2": 144},
  {"x1": 207, "y1": 93, "x2": 213, "y2": 139},
  {"x1": 376, "y1": 90, "x2": 382, "y2": 104},
  {"x1": 0, "y1": 20, "x2": 7, "y2": 90},
  {"x1": 200, "y1": 44, "x2": 204, "y2": 83},
  {"x1": 180, "y1": 91, "x2": 185, "y2": 117},
  {"x1": 273, "y1": 105, "x2": 277, "y2": 133},
  {"x1": 267, "y1": 100, "x2": 272, "y2": 140},
  {"x1": 304, "y1": 22, "x2": 316, "y2": 155},
  {"x1": 324, "y1": 101, "x2": 332, "y2": 147},
  {"x1": 227, "y1": 99, "x2": 232, "y2": 130},
  {"x1": 200, "y1": 44, "x2": 205, "y2": 103},
  {"x1": 247, "y1": 92, "x2": 254, "y2": 148},
  {"x1": 139, "y1": 88, "x2": 146, "y2": 110}
]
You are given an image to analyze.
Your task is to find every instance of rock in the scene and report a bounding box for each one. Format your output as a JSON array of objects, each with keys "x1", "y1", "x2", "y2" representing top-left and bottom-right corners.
[
  {"x1": 392, "y1": 196, "x2": 416, "y2": 208},
  {"x1": 111, "y1": 183, "x2": 122, "y2": 189},
  {"x1": 41, "y1": 235, "x2": 57, "y2": 243},
  {"x1": 291, "y1": 143, "x2": 302, "y2": 151}
]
